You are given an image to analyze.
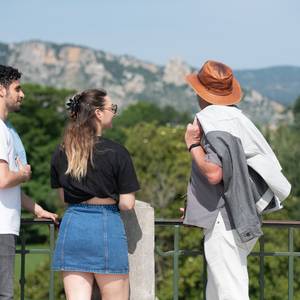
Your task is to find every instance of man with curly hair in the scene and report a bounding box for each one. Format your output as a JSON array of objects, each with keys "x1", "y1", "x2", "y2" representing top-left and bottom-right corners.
[{"x1": 0, "y1": 65, "x2": 58, "y2": 300}]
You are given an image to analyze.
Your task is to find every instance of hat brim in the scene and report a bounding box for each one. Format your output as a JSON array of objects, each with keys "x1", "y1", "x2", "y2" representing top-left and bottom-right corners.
[{"x1": 186, "y1": 73, "x2": 242, "y2": 105}]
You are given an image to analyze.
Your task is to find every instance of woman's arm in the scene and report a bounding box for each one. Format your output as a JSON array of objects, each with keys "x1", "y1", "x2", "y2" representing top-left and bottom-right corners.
[
  {"x1": 57, "y1": 188, "x2": 65, "y2": 204},
  {"x1": 118, "y1": 193, "x2": 135, "y2": 211}
]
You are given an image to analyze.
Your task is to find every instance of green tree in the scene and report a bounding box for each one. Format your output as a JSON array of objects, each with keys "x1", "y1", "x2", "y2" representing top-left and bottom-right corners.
[
  {"x1": 9, "y1": 84, "x2": 73, "y2": 243},
  {"x1": 124, "y1": 122, "x2": 190, "y2": 211},
  {"x1": 14, "y1": 258, "x2": 65, "y2": 300},
  {"x1": 105, "y1": 102, "x2": 191, "y2": 144},
  {"x1": 293, "y1": 95, "x2": 300, "y2": 128},
  {"x1": 9, "y1": 84, "x2": 74, "y2": 211}
]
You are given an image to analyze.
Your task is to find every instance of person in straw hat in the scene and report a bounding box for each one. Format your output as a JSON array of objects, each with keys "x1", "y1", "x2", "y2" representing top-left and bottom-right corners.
[{"x1": 182, "y1": 60, "x2": 291, "y2": 300}]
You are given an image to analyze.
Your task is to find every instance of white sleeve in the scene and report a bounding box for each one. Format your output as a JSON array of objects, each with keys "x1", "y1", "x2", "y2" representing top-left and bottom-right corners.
[{"x1": 0, "y1": 123, "x2": 9, "y2": 162}]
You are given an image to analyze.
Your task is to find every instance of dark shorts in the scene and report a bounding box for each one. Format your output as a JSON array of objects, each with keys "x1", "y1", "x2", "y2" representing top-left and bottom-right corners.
[{"x1": 52, "y1": 204, "x2": 129, "y2": 274}]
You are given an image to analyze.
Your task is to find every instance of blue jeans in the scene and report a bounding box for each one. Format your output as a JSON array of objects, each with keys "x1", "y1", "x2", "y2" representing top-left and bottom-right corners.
[{"x1": 0, "y1": 234, "x2": 16, "y2": 300}]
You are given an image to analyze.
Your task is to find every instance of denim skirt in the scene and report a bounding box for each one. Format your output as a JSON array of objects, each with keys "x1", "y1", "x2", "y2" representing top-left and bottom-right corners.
[{"x1": 52, "y1": 204, "x2": 129, "y2": 274}]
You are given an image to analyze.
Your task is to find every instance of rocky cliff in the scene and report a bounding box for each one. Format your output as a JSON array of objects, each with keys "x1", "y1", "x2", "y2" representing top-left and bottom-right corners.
[{"x1": 0, "y1": 40, "x2": 293, "y2": 126}]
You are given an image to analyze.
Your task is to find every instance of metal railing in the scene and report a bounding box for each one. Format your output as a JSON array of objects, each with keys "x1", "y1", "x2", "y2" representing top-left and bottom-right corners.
[
  {"x1": 155, "y1": 219, "x2": 300, "y2": 300},
  {"x1": 17, "y1": 219, "x2": 300, "y2": 300},
  {"x1": 17, "y1": 219, "x2": 55, "y2": 300}
]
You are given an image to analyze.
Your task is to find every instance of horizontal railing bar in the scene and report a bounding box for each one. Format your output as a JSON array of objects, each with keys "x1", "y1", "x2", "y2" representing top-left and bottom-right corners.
[
  {"x1": 156, "y1": 248, "x2": 202, "y2": 257},
  {"x1": 156, "y1": 249, "x2": 300, "y2": 257},
  {"x1": 21, "y1": 218, "x2": 300, "y2": 227},
  {"x1": 16, "y1": 249, "x2": 51, "y2": 254},
  {"x1": 155, "y1": 219, "x2": 300, "y2": 227},
  {"x1": 251, "y1": 252, "x2": 300, "y2": 257},
  {"x1": 262, "y1": 220, "x2": 300, "y2": 226},
  {"x1": 21, "y1": 218, "x2": 57, "y2": 225}
]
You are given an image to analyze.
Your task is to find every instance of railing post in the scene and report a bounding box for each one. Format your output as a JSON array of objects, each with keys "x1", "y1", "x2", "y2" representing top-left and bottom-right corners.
[
  {"x1": 173, "y1": 225, "x2": 180, "y2": 300},
  {"x1": 49, "y1": 223, "x2": 55, "y2": 300},
  {"x1": 202, "y1": 238, "x2": 206, "y2": 300},
  {"x1": 19, "y1": 228, "x2": 26, "y2": 300},
  {"x1": 288, "y1": 228, "x2": 294, "y2": 300},
  {"x1": 259, "y1": 236, "x2": 265, "y2": 300}
]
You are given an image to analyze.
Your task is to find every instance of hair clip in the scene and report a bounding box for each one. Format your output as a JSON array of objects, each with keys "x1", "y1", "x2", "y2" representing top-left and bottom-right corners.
[{"x1": 66, "y1": 94, "x2": 81, "y2": 117}]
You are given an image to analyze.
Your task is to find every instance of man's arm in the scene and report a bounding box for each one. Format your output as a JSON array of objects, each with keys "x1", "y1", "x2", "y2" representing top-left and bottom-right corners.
[
  {"x1": 185, "y1": 118, "x2": 223, "y2": 185},
  {"x1": 21, "y1": 191, "x2": 58, "y2": 223},
  {"x1": 189, "y1": 147, "x2": 223, "y2": 185},
  {"x1": 0, "y1": 159, "x2": 30, "y2": 188}
]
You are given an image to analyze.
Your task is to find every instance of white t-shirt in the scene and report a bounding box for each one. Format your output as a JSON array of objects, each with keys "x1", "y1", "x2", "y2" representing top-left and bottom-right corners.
[{"x1": 0, "y1": 119, "x2": 21, "y2": 235}]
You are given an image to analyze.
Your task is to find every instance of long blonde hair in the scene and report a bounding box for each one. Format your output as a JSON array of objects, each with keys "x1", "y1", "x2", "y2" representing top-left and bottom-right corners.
[{"x1": 63, "y1": 89, "x2": 107, "y2": 180}]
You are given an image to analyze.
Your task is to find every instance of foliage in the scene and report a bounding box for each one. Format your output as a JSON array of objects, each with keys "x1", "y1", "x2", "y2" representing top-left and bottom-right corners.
[
  {"x1": 104, "y1": 101, "x2": 191, "y2": 144},
  {"x1": 14, "y1": 258, "x2": 65, "y2": 300},
  {"x1": 10, "y1": 84, "x2": 300, "y2": 299},
  {"x1": 268, "y1": 125, "x2": 300, "y2": 217},
  {"x1": 293, "y1": 95, "x2": 300, "y2": 129},
  {"x1": 9, "y1": 84, "x2": 74, "y2": 211},
  {"x1": 124, "y1": 122, "x2": 190, "y2": 211}
]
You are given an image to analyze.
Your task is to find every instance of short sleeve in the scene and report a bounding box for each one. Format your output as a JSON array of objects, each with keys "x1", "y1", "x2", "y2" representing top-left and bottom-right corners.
[
  {"x1": 117, "y1": 148, "x2": 140, "y2": 194},
  {"x1": 50, "y1": 148, "x2": 61, "y2": 188},
  {"x1": 203, "y1": 143, "x2": 223, "y2": 167},
  {"x1": 6, "y1": 122, "x2": 27, "y2": 165},
  {"x1": 0, "y1": 122, "x2": 9, "y2": 162}
]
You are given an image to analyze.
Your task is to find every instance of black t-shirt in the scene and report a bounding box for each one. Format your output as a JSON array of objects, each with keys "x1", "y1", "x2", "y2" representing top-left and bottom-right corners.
[{"x1": 50, "y1": 137, "x2": 140, "y2": 204}]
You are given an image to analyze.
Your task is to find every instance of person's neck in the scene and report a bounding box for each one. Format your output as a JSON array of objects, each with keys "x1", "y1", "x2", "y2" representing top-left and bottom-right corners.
[
  {"x1": 199, "y1": 100, "x2": 211, "y2": 110},
  {"x1": 96, "y1": 127, "x2": 102, "y2": 137}
]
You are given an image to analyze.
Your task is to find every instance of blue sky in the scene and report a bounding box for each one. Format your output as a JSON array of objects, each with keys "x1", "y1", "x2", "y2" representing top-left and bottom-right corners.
[{"x1": 1, "y1": 0, "x2": 299, "y2": 69}]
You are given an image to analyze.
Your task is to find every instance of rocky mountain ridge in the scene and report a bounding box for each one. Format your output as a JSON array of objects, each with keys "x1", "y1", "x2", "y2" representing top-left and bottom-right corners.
[{"x1": 0, "y1": 40, "x2": 294, "y2": 126}]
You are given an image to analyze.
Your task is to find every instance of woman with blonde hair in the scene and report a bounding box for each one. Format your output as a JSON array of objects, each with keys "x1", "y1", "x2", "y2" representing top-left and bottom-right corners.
[{"x1": 50, "y1": 89, "x2": 139, "y2": 300}]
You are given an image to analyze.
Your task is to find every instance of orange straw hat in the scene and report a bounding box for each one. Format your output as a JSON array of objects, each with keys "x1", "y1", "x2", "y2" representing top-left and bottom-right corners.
[{"x1": 186, "y1": 60, "x2": 242, "y2": 105}]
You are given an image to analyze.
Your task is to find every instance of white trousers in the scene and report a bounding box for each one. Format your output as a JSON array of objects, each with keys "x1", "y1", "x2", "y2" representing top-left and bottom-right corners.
[{"x1": 204, "y1": 212, "x2": 258, "y2": 300}]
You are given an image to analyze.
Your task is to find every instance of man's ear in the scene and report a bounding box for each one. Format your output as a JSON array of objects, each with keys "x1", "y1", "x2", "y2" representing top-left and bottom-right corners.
[{"x1": 0, "y1": 85, "x2": 6, "y2": 98}]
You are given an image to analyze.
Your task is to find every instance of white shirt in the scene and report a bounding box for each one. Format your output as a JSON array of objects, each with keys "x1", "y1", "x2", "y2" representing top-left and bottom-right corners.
[
  {"x1": 196, "y1": 105, "x2": 291, "y2": 212},
  {"x1": 0, "y1": 119, "x2": 21, "y2": 235}
]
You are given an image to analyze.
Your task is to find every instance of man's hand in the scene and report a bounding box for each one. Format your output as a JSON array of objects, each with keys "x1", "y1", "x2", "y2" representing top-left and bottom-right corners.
[
  {"x1": 185, "y1": 117, "x2": 203, "y2": 149},
  {"x1": 35, "y1": 206, "x2": 59, "y2": 224},
  {"x1": 179, "y1": 207, "x2": 185, "y2": 219},
  {"x1": 16, "y1": 157, "x2": 31, "y2": 182},
  {"x1": 21, "y1": 192, "x2": 59, "y2": 224}
]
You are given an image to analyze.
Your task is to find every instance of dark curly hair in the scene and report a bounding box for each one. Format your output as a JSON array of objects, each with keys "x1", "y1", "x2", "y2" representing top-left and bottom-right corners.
[{"x1": 0, "y1": 65, "x2": 22, "y2": 88}]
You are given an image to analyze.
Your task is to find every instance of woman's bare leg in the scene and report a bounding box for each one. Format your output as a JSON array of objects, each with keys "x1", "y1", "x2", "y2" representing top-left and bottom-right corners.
[
  {"x1": 94, "y1": 274, "x2": 129, "y2": 300},
  {"x1": 62, "y1": 271, "x2": 94, "y2": 300}
]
